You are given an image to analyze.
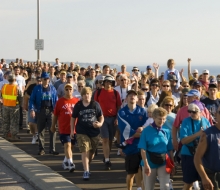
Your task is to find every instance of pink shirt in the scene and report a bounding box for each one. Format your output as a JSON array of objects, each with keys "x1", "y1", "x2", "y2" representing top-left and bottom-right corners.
[{"x1": 173, "y1": 106, "x2": 213, "y2": 128}]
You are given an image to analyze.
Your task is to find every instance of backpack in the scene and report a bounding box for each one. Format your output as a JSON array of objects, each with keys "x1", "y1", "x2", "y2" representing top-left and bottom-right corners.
[
  {"x1": 145, "y1": 91, "x2": 151, "y2": 107},
  {"x1": 96, "y1": 88, "x2": 118, "y2": 100}
]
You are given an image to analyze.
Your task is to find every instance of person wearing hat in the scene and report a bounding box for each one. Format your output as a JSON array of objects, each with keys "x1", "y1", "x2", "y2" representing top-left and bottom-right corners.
[
  {"x1": 168, "y1": 73, "x2": 181, "y2": 101},
  {"x1": 24, "y1": 76, "x2": 42, "y2": 144},
  {"x1": 201, "y1": 80, "x2": 220, "y2": 124},
  {"x1": 29, "y1": 72, "x2": 58, "y2": 155},
  {"x1": 192, "y1": 80, "x2": 207, "y2": 100},
  {"x1": 194, "y1": 105, "x2": 220, "y2": 190},
  {"x1": 180, "y1": 101, "x2": 211, "y2": 190},
  {"x1": 172, "y1": 89, "x2": 213, "y2": 151},
  {"x1": 187, "y1": 58, "x2": 199, "y2": 81},
  {"x1": 94, "y1": 74, "x2": 122, "y2": 170},
  {"x1": 118, "y1": 89, "x2": 147, "y2": 190},
  {"x1": 57, "y1": 73, "x2": 77, "y2": 98},
  {"x1": 199, "y1": 69, "x2": 210, "y2": 92},
  {"x1": 1, "y1": 74, "x2": 23, "y2": 141},
  {"x1": 54, "y1": 70, "x2": 67, "y2": 90},
  {"x1": 51, "y1": 83, "x2": 79, "y2": 172}
]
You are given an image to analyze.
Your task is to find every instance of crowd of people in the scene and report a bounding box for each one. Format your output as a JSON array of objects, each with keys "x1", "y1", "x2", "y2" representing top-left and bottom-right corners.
[{"x1": 0, "y1": 57, "x2": 220, "y2": 190}]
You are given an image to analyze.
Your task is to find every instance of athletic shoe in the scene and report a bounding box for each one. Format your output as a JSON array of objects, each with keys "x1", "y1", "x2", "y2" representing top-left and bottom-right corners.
[
  {"x1": 69, "y1": 163, "x2": 75, "y2": 172},
  {"x1": 31, "y1": 135, "x2": 38, "y2": 144},
  {"x1": 117, "y1": 149, "x2": 121, "y2": 156},
  {"x1": 62, "y1": 162, "x2": 69, "y2": 170},
  {"x1": 38, "y1": 150, "x2": 45, "y2": 155},
  {"x1": 83, "y1": 171, "x2": 90, "y2": 180},
  {"x1": 105, "y1": 161, "x2": 111, "y2": 170}
]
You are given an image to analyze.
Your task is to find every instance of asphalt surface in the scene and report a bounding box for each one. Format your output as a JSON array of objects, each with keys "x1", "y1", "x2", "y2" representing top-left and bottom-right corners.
[{"x1": 0, "y1": 111, "x2": 185, "y2": 190}]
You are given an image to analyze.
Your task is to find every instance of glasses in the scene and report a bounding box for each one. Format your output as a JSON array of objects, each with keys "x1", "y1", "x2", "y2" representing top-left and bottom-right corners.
[
  {"x1": 183, "y1": 86, "x2": 189, "y2": 87},
  {"x1": 65, "y1": 88, "x2": 72, "y2": 91},
  {"x1": 44, "y1": 78, "x2": 49, "y2": 81},
  {"x1": 121, "y1": 79, "x2": 127, "y2": 81},
  {"x1": 163, "y1": 85, "x2": 170, "y2": 87},
  {"x1": 105, "y1": 80, "x2": 112, "y2": 83},
  {"x1": 78, "y1": 86, "x2": 83, "y2": 88},
  {"x1": 141, "y1": 88, "x2": 148, "y2": 91},
  {"x1": 203, "y1": 73, "x2": 208, "y2": 75},
  {"x1": 165, "y1": 104, "x2": 173, "y2": 107},
  {"x1": 151, "y1": 84, "x2": 159, "y2": 87},
  {"x1": 67, "y1": 76, "x2": 73, "y2": 78},
  {"x1": 188, "y1": 110, "x2": 198, "y2": 114}
]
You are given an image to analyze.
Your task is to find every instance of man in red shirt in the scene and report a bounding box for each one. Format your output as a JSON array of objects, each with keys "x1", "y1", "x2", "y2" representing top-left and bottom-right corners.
[
  {"x1": 51, "y1": 83, "x2": 79, "y2": 172},
  {"x1": 94, "y1": 75, "x2": 122, "y2": 170}
]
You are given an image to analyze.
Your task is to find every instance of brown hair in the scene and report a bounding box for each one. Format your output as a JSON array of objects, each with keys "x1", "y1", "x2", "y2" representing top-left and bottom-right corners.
[
  {"x1": 81, "y1": 87, "x2": 92, "y2": 96},
  {"x1": 167, "y1": 59, "x2": 175, "y2": 68},
  {"x1": 152, "y1": 107, "x2": 167, "y2": 118},
  {"x1": 161, "y1": 96, "x2": 175, "y2": 109},
  {"x1": 156, "y1": 91, "x2": 172, "y2": 106},
  {"x1": 137, "y1": 90, "x2": 145, "y2": 96}
]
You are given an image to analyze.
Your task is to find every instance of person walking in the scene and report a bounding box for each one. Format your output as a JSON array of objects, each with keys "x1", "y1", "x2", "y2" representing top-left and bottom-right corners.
[
  {"x1": 29, "y1": 72, "x2": 59, "y2": 155},
  {"x1": 1, "y1": 74, "x2": 23, "y2": 141}
]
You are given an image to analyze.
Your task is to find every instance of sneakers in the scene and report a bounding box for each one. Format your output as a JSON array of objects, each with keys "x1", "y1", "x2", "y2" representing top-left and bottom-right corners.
[
  {"x1": 83, "y1": 171, "x2": 90, "y2": 180},
  {"x1": 31, "y1": 135, "x2": 38, "y2": 144},
  {"x1": 62, "y1": 162, "x2": 69, "y2": 170},
  {"x1": 69, "y1": 163, "x2": 75, "y2": 172},
  {"x1": 38, "y1": 150, "x2": 45, "y2": 155},
  {"x1": 105, "y1": 161, "x2": 111, "y2": 170},
  {"x1": 117, "y1": 149, "x2": 121, "y2": 156}
]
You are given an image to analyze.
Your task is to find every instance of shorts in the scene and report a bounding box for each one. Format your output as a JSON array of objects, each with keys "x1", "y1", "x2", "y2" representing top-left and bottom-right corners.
[
  {"x1": 100, "y1": 117, "x2": 116, "y2": 140},
  {"x1": 181, "y1": 155, "x2": 200, "y2": 184},
  {"x1": 59, "y1": 134, "x2": 76, "y2": 145},
  {"x1": 125, "y1": 152, "x2": 142, "y2": 174},
  {"x1": 28, "y1": 109, "x2": 37, "y2": 124},
  {"x1": 76, "y1": 134, "x2": 100, "y2": 153}
]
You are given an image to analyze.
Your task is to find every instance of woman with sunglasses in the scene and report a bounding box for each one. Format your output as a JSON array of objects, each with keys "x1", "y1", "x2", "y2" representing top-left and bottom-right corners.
[
  {"x1": 145, "y1": 78, "x2": 160, "y2": 107},
  {"x1": 180, "y1": 102, "x2": 211, "y2": 190}
]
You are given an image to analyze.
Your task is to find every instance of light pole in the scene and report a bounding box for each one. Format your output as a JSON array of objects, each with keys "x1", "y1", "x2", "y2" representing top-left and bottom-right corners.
[{"x1": 37, "y1": 0, "x2": 40, "y2": 60}]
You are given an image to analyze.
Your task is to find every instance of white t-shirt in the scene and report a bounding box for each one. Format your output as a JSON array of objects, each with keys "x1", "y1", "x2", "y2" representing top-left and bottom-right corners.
[
  {"x1": 114, "y1": 85, "x2": 132, "y2": 108},
  {"x1": 15, "y1": 75, "x2": 26, "y2": 92}
]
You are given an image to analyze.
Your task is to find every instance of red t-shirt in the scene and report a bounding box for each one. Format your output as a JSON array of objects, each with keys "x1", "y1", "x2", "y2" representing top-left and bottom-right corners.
[
  {"x1": 173, "y1": 105, "x2": 213, "y2": 128},
  {"x1": 54, "y1": 97, "x2": 79, "y2": 134},
  {"x1": 94, "y1": 88, "x2": 122, "y2": 117}
]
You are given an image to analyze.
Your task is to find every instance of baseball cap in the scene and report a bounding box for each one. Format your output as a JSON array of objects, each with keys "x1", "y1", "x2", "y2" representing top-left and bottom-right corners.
[
  {"x1": 132, "y1": 67, "x2": 139, "y2": 71},
  {"x1": 66, "y1": 73, "x2": 73, "y2": 77},
  {"x1": 192, "y1": 69, "x2": 199, "y2": 74},
  {"x1": 127, "y1": 89, "x2": 137, "y2": 96},
  {"x1": 64, "y1": 83, "x2": 73, "y2": 89},
  {"x1": 202, "y1": 69, "x2": 209, "y2": 74},
  {"x1": 146, "y1": 65, "x2": 152, "y2": 70},
  {"x1": 186, "y1": 89, "x2": 201, "y2": 97},
  {"x1": 193, "y1": 81, "x2": 202, "y2": 87},
  {"x1": 168, "y1": 74, "x2": 178, "y2": 81},
  {"x1": 41, "y1": 72, "x2": 50, "y2": 79},
  {"x1": 5, "y1": 64, "x2": 9, "y2": 69},
  {"x1": 104, "y1": 74, "x2": 115, "y2": 82},
  {"x1": 60, "y1": 70, "x2": 66, "y2": 75},
  {"x1": 209, "y1": 78, "x2": 217, "y2": 88},
  {"x1": 182, "y1": 88, "x2": 190, "y2": 94}
]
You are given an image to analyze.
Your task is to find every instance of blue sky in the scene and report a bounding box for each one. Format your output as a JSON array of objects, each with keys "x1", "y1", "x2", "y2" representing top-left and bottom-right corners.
[{"x1": 1, "y1": 0, "x2": 220, "y2": 66}]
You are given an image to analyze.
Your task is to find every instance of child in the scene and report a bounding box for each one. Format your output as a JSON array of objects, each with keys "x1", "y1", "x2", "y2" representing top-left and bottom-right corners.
[
  {"x1": 116, "y1": 104, "x2": 158, "y2": 149},
  {"x1": 164, "y1": 59, "x2": 181, "y2": 90}
]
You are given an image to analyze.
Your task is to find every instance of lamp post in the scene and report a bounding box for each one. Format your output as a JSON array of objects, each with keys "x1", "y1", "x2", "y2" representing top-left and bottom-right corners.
[{"x1": 37, "y1": 0, "x2": 40, "y2": 60}]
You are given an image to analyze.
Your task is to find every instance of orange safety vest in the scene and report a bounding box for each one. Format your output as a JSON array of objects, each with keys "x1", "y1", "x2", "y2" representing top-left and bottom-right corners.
[{"x1": 2, "y1": 84, "x2": 18, "y2": 107}]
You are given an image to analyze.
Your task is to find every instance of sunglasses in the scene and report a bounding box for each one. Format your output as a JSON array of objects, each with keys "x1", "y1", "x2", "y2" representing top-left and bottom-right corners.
[
  {"x1": 141, "y1": 88, "x2": 148, "y2": 91},
  {"x1": 105, "y1": 80, "x2": 112, "y2": 83},
  {"x1": 163, "y1": 85, "x2": 170, "y2": 87},
  {"x1": 67, "y1": 76, "x2": 73, "y2": 78},
  {"x1": 203, "y1": 73, "x2": 209, "y2": 75},
  {"x1": 121, "y1": 79, "x2": 127, "y2": 81},
  {"x1": 78, "y1": 86, "x2": 83, "y2": 88},
  {"x1": 183, "y1": 86, "x2": 189, "y2": 88},
  {"x1": 151, "y1": 84, "x2": 159, "y2": 87},
  {"x1": 188, "y1": 110, "x2": 198, "y2": 114},
  {"x1": 165, "y1": 104, "x2": 173, "y2": 107},
  {"x1": 65, "y1": 88, "x2": 72, "y2": 91}
]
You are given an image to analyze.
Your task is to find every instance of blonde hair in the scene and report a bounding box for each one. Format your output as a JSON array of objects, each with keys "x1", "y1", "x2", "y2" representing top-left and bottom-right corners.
[
  {"x1": 147, "y1": 104, "x2": 158, "y2": 113},
  {"x1": 72, "y1": 71, "x2": 78, "y2": 77},
  {"x1": 188, "y1": 103, "x2": 200, "y2": 112},
  {"x1": 161, "y1": 96, "x2": 175, "y2": 109},
  {"x1": 81, "y1": 87, "x2": 92, "y2": 96},
  {"x1": 152, "y1": 107, "x2": 168, "y2": 118}
]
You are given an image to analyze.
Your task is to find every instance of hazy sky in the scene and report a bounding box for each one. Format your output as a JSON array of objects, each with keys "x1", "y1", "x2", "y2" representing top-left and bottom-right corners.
[{"x1": 1, "y1": 0, "x2": 220, "y2": 66}]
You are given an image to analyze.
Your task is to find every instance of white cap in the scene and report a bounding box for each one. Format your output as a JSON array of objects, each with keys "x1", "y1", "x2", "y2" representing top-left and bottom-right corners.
[
  {"x1": 192, "y1": 69, "x2": 198, "y2": 74},
  {"x1": 5, "y1": 64, "x2": 9, "y2": 69},
  {"x1": 202, "y1": 69, "x2": 209, "y2": 74}
]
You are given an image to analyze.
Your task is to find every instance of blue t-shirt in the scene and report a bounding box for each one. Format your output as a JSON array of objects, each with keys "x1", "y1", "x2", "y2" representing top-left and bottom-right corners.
[
  {"x1": 138, "y1": 126, "x2": 173, "y2": 169},
  {"x1": 118, "y1": 105, "x2": 147, "y2": 155},
  {"x1": 163, "y1": 112, "x2": 176, "y2": 137},
  {"x1": 180, "y1": 117, "x2": 211, "y2": 156},
  {"x1": 41, "y1": 86, "x2": 52, "y2": 108}
]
